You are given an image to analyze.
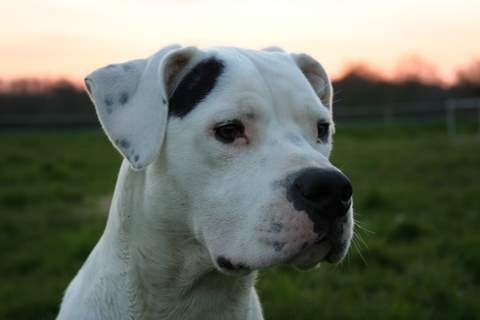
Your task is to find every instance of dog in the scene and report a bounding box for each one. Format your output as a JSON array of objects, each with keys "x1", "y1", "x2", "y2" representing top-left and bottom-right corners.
[{"x1": 57, "y1": 45, "x2": 354, "y2": 320}]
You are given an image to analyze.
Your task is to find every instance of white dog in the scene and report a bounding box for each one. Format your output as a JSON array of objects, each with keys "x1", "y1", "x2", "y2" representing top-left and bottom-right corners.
[{"x1": 57, "y1": 45, "x2": 354, "y2": 320}]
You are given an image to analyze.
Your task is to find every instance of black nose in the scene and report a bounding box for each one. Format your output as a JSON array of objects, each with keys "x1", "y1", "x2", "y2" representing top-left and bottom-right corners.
[{"x1": 287, "y1": 168, "x2": 352, "y2": 221}]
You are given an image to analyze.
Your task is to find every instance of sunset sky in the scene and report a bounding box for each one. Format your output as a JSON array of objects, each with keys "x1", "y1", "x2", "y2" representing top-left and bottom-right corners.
[{"x1": 1, "y1": 0, "x2": 479, "y2": 84}]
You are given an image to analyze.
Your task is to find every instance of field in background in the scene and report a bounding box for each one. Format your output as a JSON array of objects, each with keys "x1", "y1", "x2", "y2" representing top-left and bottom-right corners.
[{"x1": 1, "y1": 122, "x2": 479, "y2": 319}]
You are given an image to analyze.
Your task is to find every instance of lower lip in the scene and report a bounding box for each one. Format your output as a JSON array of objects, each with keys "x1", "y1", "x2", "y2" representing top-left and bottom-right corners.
[{"x1": 288, "y1": 241, "x2": 332, "y2": 267}]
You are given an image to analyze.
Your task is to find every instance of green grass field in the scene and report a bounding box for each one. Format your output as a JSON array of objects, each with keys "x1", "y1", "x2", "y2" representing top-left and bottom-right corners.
[{"x1": 1, "y1": 123, "x2": 479, "y2": 320}]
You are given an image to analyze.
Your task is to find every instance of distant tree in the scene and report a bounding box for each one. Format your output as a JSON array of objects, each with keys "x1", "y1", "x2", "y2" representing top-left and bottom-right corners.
[
  {"x1": 1, "y1": 56, "x2": 480, "y2": 121},
  {"x1": 338, "y1": 62, "x2": 384, "y2": 82},
  {"x1": 7, "y1": 78, "x2": 50, "y2": 95},
  {"x1": 333, "y1": 62, "x2": 385, "y2": 106},
  {"x1": 457, "y1": 59, "x2": 480, "y2": 84},
  {"x1": 451, "y1": 60, "x2": 480, "y2": 98},
  {"x1": 333, "y1": 61, "x2": 447, "y2": 106},
  {"x1": 0, "y1": 79, "x2": 90, "y2": 115},
  {"x1": 393, "y1": 55, "x2": 442, "y2": 85}
]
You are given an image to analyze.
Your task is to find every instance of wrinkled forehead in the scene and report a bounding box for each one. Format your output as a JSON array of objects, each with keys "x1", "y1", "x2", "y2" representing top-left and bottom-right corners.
[{"x1": 186, "y1": 47, "x2": 330, "y2": 122}]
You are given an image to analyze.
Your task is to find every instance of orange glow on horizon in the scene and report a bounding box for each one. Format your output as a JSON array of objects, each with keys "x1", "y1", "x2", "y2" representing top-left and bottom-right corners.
[{"x1": 1, "y1": 0, "x2": 479, "y2": 85}]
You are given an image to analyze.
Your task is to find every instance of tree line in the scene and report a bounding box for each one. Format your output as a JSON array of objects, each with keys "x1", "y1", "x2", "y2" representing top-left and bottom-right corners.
[{"x1": 0, "y1": 60, "x2": 479, "y2": 116}]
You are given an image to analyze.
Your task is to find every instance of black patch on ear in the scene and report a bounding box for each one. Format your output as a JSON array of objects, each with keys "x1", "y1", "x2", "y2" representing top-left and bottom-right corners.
[
  {"x1": 119, "y1": 91, "x2": 129, "y2": 105},
  {"x1": 104, "y1": 96, "x2": 114, "y2": 106},
  {"x1": 168, "y1": 57, "x2": 224, "y2": 118}
]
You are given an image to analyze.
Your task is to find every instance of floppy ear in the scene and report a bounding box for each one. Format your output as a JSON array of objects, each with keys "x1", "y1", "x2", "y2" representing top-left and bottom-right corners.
[
  {"x1": 84, "y1": 45, "x2": 200, "y2": 170},
  {"x1": 291, "y1": 53, "x2": 333, "y2": 110}
]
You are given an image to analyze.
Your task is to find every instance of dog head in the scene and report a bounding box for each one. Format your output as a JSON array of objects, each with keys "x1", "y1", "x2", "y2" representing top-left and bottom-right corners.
[{"x1": 85, "y1": 45, "x2": 353, "y2": 274}]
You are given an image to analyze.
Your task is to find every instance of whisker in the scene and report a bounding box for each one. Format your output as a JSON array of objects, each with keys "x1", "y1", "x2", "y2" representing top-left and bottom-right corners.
[
  {"x1": 354, "y1": 220, "x2": 375, "y2": 234},
  {"x1": 352, "y1": 238, "x2": 368, "y2": 266},
  {"x1": 354, "y1": 232, "x2": 369, "y2": 249}
]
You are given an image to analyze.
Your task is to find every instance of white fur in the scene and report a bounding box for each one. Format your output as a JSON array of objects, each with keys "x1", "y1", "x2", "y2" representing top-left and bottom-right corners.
[{"x1": 57, "y1": 46, "x2": 353, "y2": 320}]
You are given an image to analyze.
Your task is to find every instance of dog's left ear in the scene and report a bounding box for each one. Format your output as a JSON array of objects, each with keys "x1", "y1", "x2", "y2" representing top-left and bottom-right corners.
[
  {"x1": 291, "y1": 53, "x2": 333, "y2": 110},
  {"x1": 84, "y1": 45, "x2": 201, "y2": 170}
]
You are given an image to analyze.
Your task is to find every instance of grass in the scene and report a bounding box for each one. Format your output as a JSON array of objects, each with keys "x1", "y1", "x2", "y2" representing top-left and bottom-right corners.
[{"x1": 1, "y1": 122, "x2": 479, "y2": 319}]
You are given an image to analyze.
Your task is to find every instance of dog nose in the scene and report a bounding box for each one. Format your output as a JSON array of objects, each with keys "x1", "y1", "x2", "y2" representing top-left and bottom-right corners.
[{"x1": 288, "y1": 168, "x2": 352, "y2": 220}]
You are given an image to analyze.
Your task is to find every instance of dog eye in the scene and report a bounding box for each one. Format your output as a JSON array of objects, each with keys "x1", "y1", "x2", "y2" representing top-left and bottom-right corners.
[
  {"x1": 317, "y1": 121, "x2": 330, "y2": 142},
  {"x1": 214, "y1": 120, "x2": 245, "y2": 144}
]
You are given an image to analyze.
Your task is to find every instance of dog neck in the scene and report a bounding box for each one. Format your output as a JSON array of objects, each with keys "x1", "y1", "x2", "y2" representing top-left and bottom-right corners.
[{"x1": 92, "y1": 161, "x2": 260, "y2": 320}]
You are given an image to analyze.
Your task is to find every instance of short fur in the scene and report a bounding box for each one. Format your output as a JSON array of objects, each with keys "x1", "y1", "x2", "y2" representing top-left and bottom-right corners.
[{"x1": 57, "y1": 45, "x2": 354, "y2": 320}]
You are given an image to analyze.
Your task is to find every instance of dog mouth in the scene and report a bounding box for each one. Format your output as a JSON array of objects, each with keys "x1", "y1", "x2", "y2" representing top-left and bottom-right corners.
[
  {"x1": 213, "y1": 214, "x2": 352, "y2": 275},
  {"x1": 287, "y1": 241, "x2": 331, "y2": 269},
  {"x1": 287, "y1": 237, "x2": 349, "y2": 270},
  {"x1": 285, "y1": 217, "x2": 352, "y2": 269},
  {"x1": 214, "y1": 236, "x2": 349, "y2": 275}
]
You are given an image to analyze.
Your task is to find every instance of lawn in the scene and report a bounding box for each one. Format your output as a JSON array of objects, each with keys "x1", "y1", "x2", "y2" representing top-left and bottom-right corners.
[{"x1": 1, "y1": 122, "x2": 479, "y2": 319}]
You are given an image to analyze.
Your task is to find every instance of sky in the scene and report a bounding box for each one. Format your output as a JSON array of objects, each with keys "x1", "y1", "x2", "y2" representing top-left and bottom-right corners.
[{"x1": 1, "y1": 0, "x2": 479, "y2": 84}]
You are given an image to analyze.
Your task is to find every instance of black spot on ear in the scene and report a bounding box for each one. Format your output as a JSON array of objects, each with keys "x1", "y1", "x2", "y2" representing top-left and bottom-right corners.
[
  {"x1": 118, "y1": 139, "x2": 130, "y2": 149},
  {"x1": 119, "y1": 91, "x2": 129, "y2": 105},
  {"x1": 169, "y1": 57, "x2": 224, "y2": 118},
  {"x1": 104, "y1": 96, "x2": 113, "y2": 107}
]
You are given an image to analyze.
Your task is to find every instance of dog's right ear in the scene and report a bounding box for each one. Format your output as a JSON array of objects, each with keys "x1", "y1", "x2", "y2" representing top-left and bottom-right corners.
[
  {"x1": 84, "y1": 45, "x2": 200, "y2": 170},
  {"x1": 291, "y1": 53, "x2": 333, "y2": 111}
]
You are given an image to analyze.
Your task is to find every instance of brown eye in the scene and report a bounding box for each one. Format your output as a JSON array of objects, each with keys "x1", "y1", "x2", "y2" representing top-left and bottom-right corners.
[
  {"x1": 317, "y1": 122, "x2": 329, "y2": 142},
  {"x1": 214, "y1": 119, "x2": 245, "y2": 144}
]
